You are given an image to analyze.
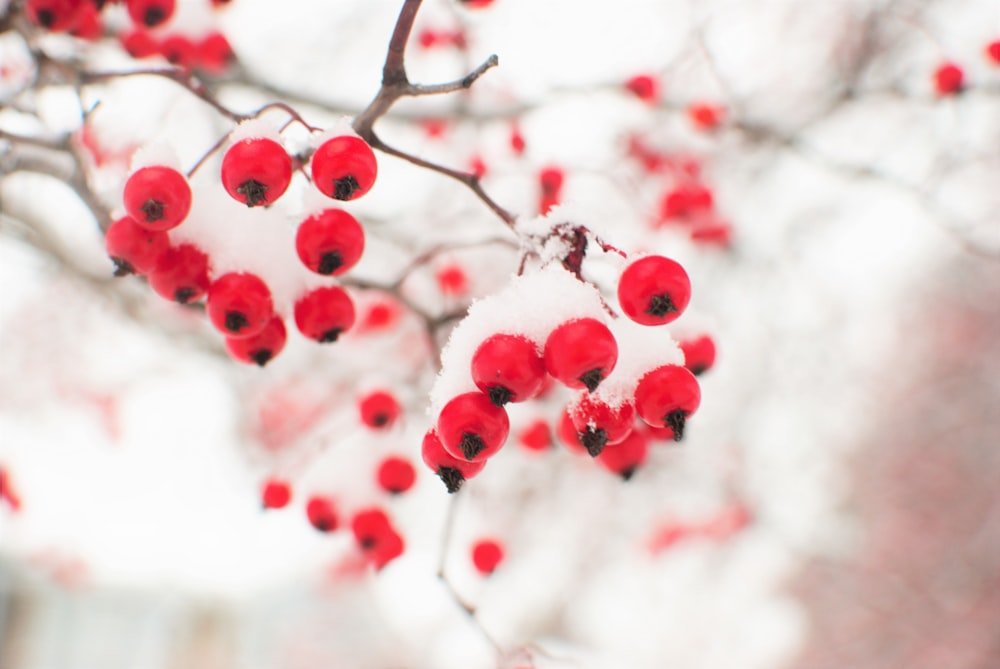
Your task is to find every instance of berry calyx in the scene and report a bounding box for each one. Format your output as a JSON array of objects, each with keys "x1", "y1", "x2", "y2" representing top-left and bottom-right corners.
[
  {"x1": 617, "y1": 255, "x2": 691, "y2": 326},
  {"x1": 358, "y1": 390, "x2": 402, "y2": 429},
  {"x1": 105, "y1": 215, "x2": 170, "y2": 276},
  {"x1": 221, "y1": 137, "x2": 292, "y2": 207},
  {"x1": 224, "y1": 316, "x2": 287, "y2": 366},
  {"x1": 421, "y1": 428, "x2": 486, "y2": 493},
  {"x1": 293, "y1": 285, "x2": 356, "y2": 343},
  {"x1": 311, "y1": 135, "x2": 377, "y2": 201},
  {"x1": 436, "y1": 392, "x2": 510, "y2": 462},
  {"x1": 206, "y1": 272, "x2": 274, "y2": 338},
  {"x1": 305, "y1": 495, "x2": 338, "y2": 532},
  {"x1": 634, "y1": 365, "x2": 701, "y2": 441},
  {"x1": 148, "y1": 243, "x2": 210, "y2": 303},
  {"x1": 261, "y1": 478, "x2": 292, "y2": 509},
  {"x1": 568, "y1": 393, "x2": 636, "y2": 457},
  {"x1": 471, "y1": 333, "x2": 546, "y2": 406},
  {"x1": 376, "y1": 456, "x2": 416, "y2": 495},
  {"x1": 543, "y1": 318, "x2": 618, "y2": 391},
  {"x1": 471, "y1": 538, "x2": 504, "y2": 575},
  {"x1": 295, "y1": 209, "x2": 365, "y2": 276},
  {"x1": 123, "y1": 165, "x2": 192, "y2": 231}
]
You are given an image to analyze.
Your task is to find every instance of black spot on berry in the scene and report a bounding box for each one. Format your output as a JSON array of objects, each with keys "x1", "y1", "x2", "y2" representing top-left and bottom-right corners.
[
  {"x1": 645, "y1": 293, "x2": 678, "y2": 318},
  {"x1": 437, "y1": 467, "x2": 464, "y2": 494},
  {"x1": 143, "y1": 7, "x2": 166, "y2": 27},
  {"x1": 317, "y1": 251, "x2": 342, "y2": 275},
  {"x1": 319, "y1": 328, "x2": 343, "y2": 343},
  {"x1": 371, "y1": 412, "x2": 389, "y2": 427},
  {"x1": 580, "y1": 427, "x2": 608, "y2": 457},
  {"x1": 578, "y1": 368, "x2": 604, "y2": 392},
  {"x1": 36, "y1": 9, "x2": 56, "y2": 27},
  {"x1": 460, "y1": 432, "x2": 485, "y2": 460},
  {"x1": 487, "y1": 385, "x2": 512, "y2": 407},
  {"x1": 688, "y1": 363, "x2": 707, "y2": 377},
  {"x1": 174, "y1": 287, "x2": 195, "y2": 304},
  {"x1": 664, "y1": 409, "x2": 689, "y2": 442},
  {"x1": 332, "y1": 175, "x2": 359, "y2": 200},
  {"x1": 140, "y1": 199, "x2": 164, "y2": 222},
  {"x1": 620, "y1": 467, "x2": 637, "y2": 481},
  {"x1": 224, "y1": 311, "x2": 249, "y2": 333},
  {"x1": 236, "y1": 179, "x2": 269, "y2": 207},
  {"x1": 250, "y1": 350, "x2": 273, "y2": 367},
  {"x1": 111, "y1": 257, "x2": 135, "y2": 277}
]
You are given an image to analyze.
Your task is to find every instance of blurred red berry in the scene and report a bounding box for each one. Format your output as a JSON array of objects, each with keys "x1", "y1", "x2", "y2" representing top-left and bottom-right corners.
[{"x1": 471, "y1": 538, "x2": 504, "y2": 575}]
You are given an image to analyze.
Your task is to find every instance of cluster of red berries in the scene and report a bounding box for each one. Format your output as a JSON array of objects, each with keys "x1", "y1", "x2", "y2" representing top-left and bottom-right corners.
[
  {"x1": 121, "y1": 28, "x2": 234, "y2": 74},
  {"x1": 26, "y1": 0, "x2": 177, "y2": 33},
  {"x1": 105, "y1": 131, "x2": 378, "y2": 366},
  {"x1": 423, "y1": 255, "x2": 707, "y2": 492}
]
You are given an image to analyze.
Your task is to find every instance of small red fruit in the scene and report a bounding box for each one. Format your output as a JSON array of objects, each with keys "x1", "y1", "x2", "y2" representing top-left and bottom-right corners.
[
  {"x1": 436, "y1": 392, "x2": 510, "y2": 462},
  {"x1": 568, "y1": 393, "x2": 636, "y2": 457},
  {"x1": 358, "y1": 390, "x2": 401, "y2": 429},
  {"x1": 471, "y1": 538, "x2": 504, "y2": 575},
  {"x1": 688, "y1": 103, "x2": 725, "y2": 130},
  {"x1": 435, "y1": 263, "x2": 468, "y2": 296},
  {"x1": 148, "y1": 243, "x2": 210, "y2": 303},
  {"x1": 206, "y1": 272, "x2": 274, "y2": 338},
  {"x1": 471, "y1": 333, "x2": 546, "y2": 406},
  {"x1": 679, "y1": 334, "x2": 716, "y2": 376},
  {"x1": 617, "y1": 255, "x2": 691, "y2": 326},
  {"x1": 543, "y1": 318, "x2": 618, "y2": 391},
  {"x1": 596, "y1": 428, "x2": 649, "y2": 480},
  {"x1": 634, "y1": 365, "x2": 701, "y2": 441},
  {"x1": 221, "y1": 138, "x2": 292, "y2": 207},
  {"x1": 305, "y1": 495, "x2": 338, "y2": 532},
  {"x1": 225, "y1": 316, "x2": 287, "y2": 366},
  {"x1": 293, "y1": 285, "x2": 356, "y2": 343},
  {"x1": 261, "y1": 478, "x2": 292, "y2": 509},
  {"x1": 376, "y1": 456, "x2": 416, "y2": 494},
  {"x1": 556, "y1": 406, "x2": 587, "y2": 455},
  {"x1": 123, "y1": 165, "x2": 192, "y2": 231},
  {"x1": 517, "y1": 418, "x2": 553, "y2": 452},
  {"x1": 311, "y1": 135, "x2": 377, "y2": 201},
  {"x1": 105, "y1": 215, "x2": 170, "y2": 276},
  {"x1": 351, "y1": 508, "x2": 404, "y2": 568},
  {"x1": 624, "y1": 74, "x2": 659, "y2": 103},
  {"x1": 26, "y1": 0, "x2": 86, "y2": 31},
  {"x1": 125, "y1": 0, "x2": 174, "y2": 28},
  {"x1": 295, "y1": 209, "x2": 365, "y2": 276},
  {"x1": 933, "y1": 61, "x2": 964, "y2": 96},
  {"x1": 421, "y1": 428, "x2": 486, "y2": 493},
  {"x1": 987, "y1": 40, "x2": 1000, "y2": 65}
]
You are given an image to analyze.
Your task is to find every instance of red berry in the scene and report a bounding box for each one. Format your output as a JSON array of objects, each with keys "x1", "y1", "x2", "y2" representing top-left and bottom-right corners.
[
  {"x1": 658, "y1": 183, "x2": 714, "y2": 222},
  {"x1": 159, "y1": 34, "x2": 196, "y2": 69},
  {"x1": 987, "y1": 40, "x2": 1000, "y2": 65},
  {"x1": 105, "y1": 215, "x2": 170, "y2": 276},
  {"x1": 123, "y1": 165, "x2": 192, "y2": 231},
  {"x1": 634, "y1": 365, "x2": 701, "y2": 441},
  {"x1": 206, "y1": 272, "x2": 274, "y2": 338},
  {"x1": 295, "y1": 209, "x2": 365, "y2": 276},
  {"x1": 261, "y1": 478, "x2": 291, "y2": 509},
  {"x1": 293, "y1": 285, "x2": 356, "y2": 343},
  {"x1": 221, "y1": 138, "x2": 292, "y2": 207},
  {"x1": 69, "y1": 1, "x2": 102, "y2": 40},
  {"x1": 539, "y1": 166, "x2": 564, "y2": 195},
  {"x1": 596, "y1": 428, "x2": 649, "y2": 480},
  {"x1": 26, "y1": 0, "x2": 86, "y2": 31},
  {"x1": 196, "y1": 32, "x2": 234, "y2": 74},
  {"x1": 311, "y1": 135, "x2": 377, "y2": 201},
  {"x1": 617, "y1": 255, "x2": 691, "y2": 326},
  {"x1": 471, "y1": 538, "x2": 504, "y2": 575},
  {"x1": 358, "y1": 389, "x2": 401, "y2": 429},
  {"x1": 624, "y1": 74, "x2": 659, "y2": 103},
  {"x1": 556, "y1": 406, "x2": 587, "y2": 455},
  {"x1": 305, "y1": 495, "x2": 338, "y2": 532},
  {"x1": 568, "y1": 393, "x2": 636, "y2": 457},
  {"x1": 509, "y1": 124, "x2": 526, "y2": 155},
  {"x1": 224, "y1": 316, "x2": 287, "y2": 366},
  {"x1": 543, "y1": 318, "x2": 618, "y2": 391},
  {"x1": 376, "y1": 456, "x2": 416, "y2": 494},
  {"x1": 933, "y1": 61, "x2": 964, "y2": 96},
  {"x1": 471, "y1": 333, "x2": 546, "y2": 406},
  {"x1": 688, "y1": 103, "x2": 725, "y2": 130},
  {"x1": 351, "y1": 508, "x2": 404, "y2": 568},
  {"x1": 436, "y1": 392, "x2": 510, "y2": 462},
  {"x1": 435, "y1": 263, "x2": 468, "y2": 296},
  {"x1": 517, "y1": 418, "x2": 553, "y2": 452},
  {"x1": 125, "y1": 0, "x2": 174, "y2": 28},
  {"x1": 421, "y1": 428, "x2": 486, "y2": 493},
  {"x1": 121, "y1": 29, "x2": 159, "y2": 58},
  {"x1": 148, "y1": 243, "x2": 210, "y2": 303},
  {"x1": 679, "y1": 334, "x2": 716, "y2": 376},
  {"x1": 460, "y1": 0, "x2": 495, "y2": 8}
]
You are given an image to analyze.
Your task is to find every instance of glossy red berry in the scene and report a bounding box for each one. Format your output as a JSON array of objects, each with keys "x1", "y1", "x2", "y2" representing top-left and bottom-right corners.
[
  {"x1": 517, "y1": 418, "x2": 553, "y2": 452},
  {"x1": 358, "y1": 390, "x2": 401, "y2": 429},
  {"x1": 221, "y1": 138, "x2": 292, "y2": 207},
  {"x1": 121, "y1": 28, "x2": 159, "y2": 58},
  {"x1": 987, "y1": 40, "x2": 1000, "y2": 65},
  {"x1": 471, "y1": 538, "x2": 504, "y2": 575},
  {"x1": 679, "y1": 334, "x2": 716, "y2": 376},
  {"x1": 311, "y1": 135, "x2": 377, "y2": 201},
  {"x1": 148, "y1": 243, "x2": 210, "y2": 303},
  {"x1": 196, "y1": 32, "x2": 234, "y2": 73},
  {"x1": 26, "y1": 0, "x2": 86, "y2": 31},
  {"x1": 295, "y1": 209, "x2": 365, "y2": 276},
  {"x1": 568, "y1": 393, "x2": 636, "y2": 457},
  {"x1": 437, "y1": 392, "x2": 510, "y2": 462},
  {"x1": 105, "y1": 215, "x2": 170, "y2": 276},
  {"x1": 543, "y1": 318, "x2": 618, "y2": 391},
  {"x1": 351, "y1": 508, "x2": 404, "y2": 568},
  {"x1": 933, "y1": 61, "x2": 964, "y2": 96},
  {"x1": 261, "y1": 478, "x2": 292, "y2": 509},
  {"x1": 617, "y1": 255, "x2": 691, "y2": 326},
  {"x1": 293, "y1": 286, "x2": 356, "y2": 343},
  {"x1": 596, "y1": 428, "x2": 649, "y2": 480},
  {"x1": 624, "y1": 74, "x2": 659, "y2": 103},
  {"x1": 634, "y1": 364, "x2": 701, "y2": 441},
  {"x1": 125, "y1": 0, "x2": 174, "y2": 28},
  {"x1": 206, "y1": 272, "x2": 274, "y2": 338},
  {"x1": 225, "y1": 316, "x2": 287, "y2": 366},
  {"x1": 421, "y1": 428, "x2": 486, "y2": 493},
  {"x1": 471, "y1": 333, "x2": 546, "y2": 406},
  {"x1": 123, "y1": 165, "x2": 192, "y2": 231},
  {"x1": 376, "y1": 456, "x2": 416, "y2": 495},
  {"x1": 305, "y1": 495, "x2": 338, "y2": 532}
]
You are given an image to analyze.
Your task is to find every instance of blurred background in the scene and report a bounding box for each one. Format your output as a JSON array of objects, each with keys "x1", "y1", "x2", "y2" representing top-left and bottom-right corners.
[{"x1": 1, "y1": 0, "x2": 999, "y2": 667}]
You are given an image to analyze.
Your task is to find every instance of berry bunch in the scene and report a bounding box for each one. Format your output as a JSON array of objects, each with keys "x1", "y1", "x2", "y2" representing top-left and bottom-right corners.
[{"x1": 106, "y1": 126, "x2": 378, "y2": 367}]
